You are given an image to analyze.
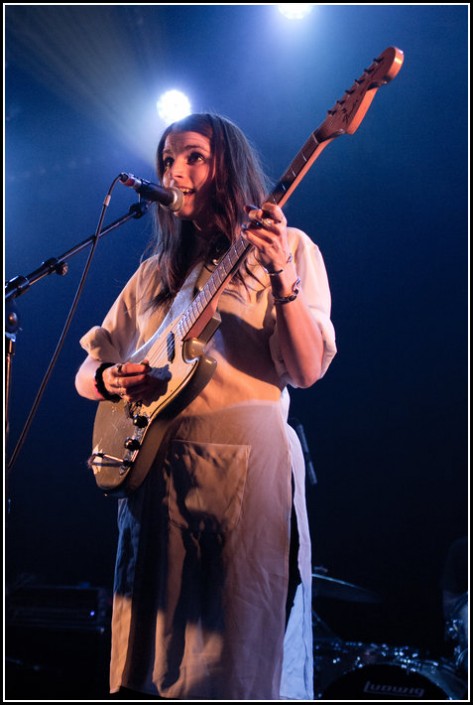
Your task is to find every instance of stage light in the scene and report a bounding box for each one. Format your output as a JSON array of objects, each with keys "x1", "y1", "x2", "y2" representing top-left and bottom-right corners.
[
  {"x1": 156, "y1": 90, "x2": 192, "y2": 126},
  {"x1": 278, "y1": 4, "x2": 313, "y2": 20}
]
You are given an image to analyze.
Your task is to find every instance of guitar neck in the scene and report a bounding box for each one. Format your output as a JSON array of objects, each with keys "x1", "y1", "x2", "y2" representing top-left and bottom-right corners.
[
  {"x1": 181, "y1": 46, "x2": 404, "y2": 341},
  {"x1": 268, "y1": 132, "x2": 335, "y2": 209},
  {"x1": 179, "y1": 237, "x2": 252, "y2": 341}
]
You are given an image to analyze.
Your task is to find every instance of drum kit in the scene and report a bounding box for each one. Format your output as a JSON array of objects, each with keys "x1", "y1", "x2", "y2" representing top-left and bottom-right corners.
[
  {"x1": 446, "y1": 592, "x2": 468, "y2": 676},
  {"x1": 312, "y1": 570, "x2": 468, "y2": 700}
]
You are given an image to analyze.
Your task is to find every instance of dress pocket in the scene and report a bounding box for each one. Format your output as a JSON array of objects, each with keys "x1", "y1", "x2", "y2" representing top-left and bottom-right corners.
[{"x1": 166, "y1": 439, "x2": 250, "y2": 533}]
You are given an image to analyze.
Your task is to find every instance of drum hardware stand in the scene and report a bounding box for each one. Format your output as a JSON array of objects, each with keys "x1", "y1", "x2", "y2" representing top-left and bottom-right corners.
[
  {"x1": 290, "y1": 416, "x2": 317, "y2": 485},
  {"x1": 312, "y1": 609, "x2": 339, "y2": 641}
]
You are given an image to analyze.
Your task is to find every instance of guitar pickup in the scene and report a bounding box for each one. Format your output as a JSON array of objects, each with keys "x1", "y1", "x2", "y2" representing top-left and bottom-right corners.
[{"x1": 167, "y1": 331, "x2": 175, "y2": 362}]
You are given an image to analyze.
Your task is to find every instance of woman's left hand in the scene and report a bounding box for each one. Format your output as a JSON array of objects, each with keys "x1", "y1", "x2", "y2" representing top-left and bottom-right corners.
[
  {"x1": 243, "y1": 202, "x2": 291, "y2": 273},
  {"x1": 243, "y1": 201, "x2": 325, "y2": 389}
]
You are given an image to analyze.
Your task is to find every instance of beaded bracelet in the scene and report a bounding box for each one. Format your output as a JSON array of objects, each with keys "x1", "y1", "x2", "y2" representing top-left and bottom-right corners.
[
  {"x1": 261, "y1": 253, "x2": 293, "y2": 276},
  {"x1": 272, "y1": 277, "x2": 302, "y2": 305},
  {"x1": 94, "y1": 362, "x2": 121, "y2": 402}
]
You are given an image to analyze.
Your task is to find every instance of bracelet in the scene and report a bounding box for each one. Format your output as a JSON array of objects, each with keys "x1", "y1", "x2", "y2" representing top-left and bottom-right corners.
[
  {"x1": 272, "y1": 277, "x2": 302, "y2": 305},
  {"x1": 261, "y1": 253, "x2": 293, "y2": 276},
  {"x1": 94, "y1": 362, "x2": 121, "y2": 402}
]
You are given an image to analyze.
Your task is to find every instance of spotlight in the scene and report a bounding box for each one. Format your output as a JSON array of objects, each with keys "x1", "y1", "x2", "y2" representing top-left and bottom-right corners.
[
  {"x1": 278, "y1": 4, "x2": 313, "y2": 20},
  {"x1": 156, "y1": 90, "x2": 192, "y2": 125}
]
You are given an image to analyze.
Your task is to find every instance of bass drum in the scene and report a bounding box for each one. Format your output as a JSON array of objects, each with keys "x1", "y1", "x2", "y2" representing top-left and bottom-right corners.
[
  {"x1": 320, "y1": 657, "x2": 468, "y2": 700},
  {"x1": 313, "y1": 638, "x2": 356, "y2": 698}
]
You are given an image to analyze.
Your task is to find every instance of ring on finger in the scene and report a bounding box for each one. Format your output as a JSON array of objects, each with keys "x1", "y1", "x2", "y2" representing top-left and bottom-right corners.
[{"x1": 264, "y1": 216, "x2": 283, "y2": 227}]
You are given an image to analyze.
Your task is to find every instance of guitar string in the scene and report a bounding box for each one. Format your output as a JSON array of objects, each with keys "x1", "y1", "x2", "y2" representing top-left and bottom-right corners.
[{"x1": 142, "y1": 238, "x2": 250, "y2": 372}]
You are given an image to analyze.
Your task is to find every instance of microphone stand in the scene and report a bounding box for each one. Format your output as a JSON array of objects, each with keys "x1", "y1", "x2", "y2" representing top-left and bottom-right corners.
[
  {"x1": 5, "y1": 302, "x2": 20, "y2": 443},
  {"x1": 5, "y1": 201, "x2": 148, "y2": 303},
  {"x1": 4, "y1": 198, "x2": 150, "y2": 477}
]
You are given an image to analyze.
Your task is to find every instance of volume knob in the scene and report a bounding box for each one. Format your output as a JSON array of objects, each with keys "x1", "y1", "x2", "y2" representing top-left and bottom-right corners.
[
  {"x1": 132, "y1": 414, "x2": 149, "y2": 428},
  {"x1": 124, "y1": 437, "x2": 141, "y2": 451}
]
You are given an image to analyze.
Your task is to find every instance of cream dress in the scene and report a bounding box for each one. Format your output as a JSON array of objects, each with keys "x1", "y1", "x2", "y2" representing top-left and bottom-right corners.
[{"x1": 80, "y1": 227, "x2": 336, "y2": 700}]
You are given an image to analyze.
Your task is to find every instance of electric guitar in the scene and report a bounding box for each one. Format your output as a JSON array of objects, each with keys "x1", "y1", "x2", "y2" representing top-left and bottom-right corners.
[{"x1": 88, "y1": 46, "x2": 404, "y2": 496}]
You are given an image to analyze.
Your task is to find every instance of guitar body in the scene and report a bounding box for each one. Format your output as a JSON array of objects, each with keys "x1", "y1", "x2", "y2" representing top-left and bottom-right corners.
[{"x1": 89, "y1": 313, "x2": 220, "y2": 496}]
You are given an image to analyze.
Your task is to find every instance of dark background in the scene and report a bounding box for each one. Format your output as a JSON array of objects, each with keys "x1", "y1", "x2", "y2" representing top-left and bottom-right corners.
[{"x1": 5, "y1": 4, "x2": 468, "y2": 699}]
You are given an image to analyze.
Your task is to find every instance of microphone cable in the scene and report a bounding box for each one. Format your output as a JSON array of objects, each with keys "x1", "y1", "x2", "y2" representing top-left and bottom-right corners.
[{"x1": 7, "y1": 174, "x2": 125, "y2": 475}]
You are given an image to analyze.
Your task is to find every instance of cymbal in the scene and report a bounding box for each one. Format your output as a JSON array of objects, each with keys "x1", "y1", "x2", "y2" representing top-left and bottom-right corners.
[{"x1": 312, "y1": 571, "x2": 381, "y2": 604}]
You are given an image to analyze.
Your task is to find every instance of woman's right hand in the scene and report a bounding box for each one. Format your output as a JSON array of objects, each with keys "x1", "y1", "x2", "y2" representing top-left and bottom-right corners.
[{"x1": 103, "y1": 359, "x2": 171, "y2": 403}]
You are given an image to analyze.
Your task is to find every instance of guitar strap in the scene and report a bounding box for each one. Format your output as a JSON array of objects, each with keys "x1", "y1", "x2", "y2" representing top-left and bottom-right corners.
[
  {"x1": 194, "y1": 232, "x2": 232, "y2": 292},
  {"x1": 194, "y1": 256, "x2": 219, "y2": 294},
  {"x1": 191, "y1": 253, "x2": 225, "y2": 342}
]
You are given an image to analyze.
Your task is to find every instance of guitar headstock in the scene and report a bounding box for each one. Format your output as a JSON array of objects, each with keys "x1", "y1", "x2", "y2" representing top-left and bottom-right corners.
[{"x1": 316, "y1": 47, "x2": 404, "y2": 142}]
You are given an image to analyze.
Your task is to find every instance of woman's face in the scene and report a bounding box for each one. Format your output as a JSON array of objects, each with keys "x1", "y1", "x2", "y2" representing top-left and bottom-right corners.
[{"x1": 161, "y1": 130, "x2": 213, "y2": 227}]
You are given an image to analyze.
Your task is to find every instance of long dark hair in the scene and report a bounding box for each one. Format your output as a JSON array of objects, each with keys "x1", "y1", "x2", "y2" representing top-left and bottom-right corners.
[{"x1": 150, "y1": 113, "x2": 270, "y2": 305}]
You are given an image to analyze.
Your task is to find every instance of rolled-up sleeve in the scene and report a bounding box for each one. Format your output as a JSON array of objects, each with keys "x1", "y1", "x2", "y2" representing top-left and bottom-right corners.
[
  {"x1": 80, "y1": 258, "x2": 159, "y2": 363},
  {"x1": 269, "y1": 228, "x2": 337, "y2": 384}
]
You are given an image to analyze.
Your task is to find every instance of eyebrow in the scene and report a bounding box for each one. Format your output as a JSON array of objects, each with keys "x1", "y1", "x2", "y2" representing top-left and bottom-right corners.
[{"x1": 162, "y1": 143, "x2": 211, "y2": 155}]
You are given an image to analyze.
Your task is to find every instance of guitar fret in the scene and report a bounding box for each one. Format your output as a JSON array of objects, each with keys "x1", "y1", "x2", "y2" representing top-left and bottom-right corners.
[
  {"x1": 214, "y1": 268, "x2": 224, "y2": 286},
  {"x1": 194, "y1": 296, "x2": 204, "y2": 314},
  {"x1": 184, "y1": 307, "x2": 197, "y2": 333},
  {"x1": 179, "y1": 237, "x2": 253, "y2": 341},
  {"x1": 273, "y1": 135, "x2": 318, "y2": 199},
  {"x1": 277, "y1": 182, "x2": 287, "y2": 192},
  {"x1": 208, "y1": 272, "x2": 217, "y2": 290},
  {"x1": 221, "y1": 257, "x2": 229, "y2": 276}
]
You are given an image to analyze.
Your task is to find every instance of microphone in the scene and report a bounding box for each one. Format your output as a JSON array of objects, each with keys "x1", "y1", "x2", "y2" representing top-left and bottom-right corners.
[
  {"x1": 290, "y1": 418, "x2": 317, "y2": 486},
  {"x1": 119, "y1": 172, "x2": 183, "y2": 212}
]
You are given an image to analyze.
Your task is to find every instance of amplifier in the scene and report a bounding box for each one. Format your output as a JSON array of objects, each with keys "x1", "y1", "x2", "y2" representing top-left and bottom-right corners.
[{"x1": 6, "y1": 584, "x2": 112, "y2": 700}]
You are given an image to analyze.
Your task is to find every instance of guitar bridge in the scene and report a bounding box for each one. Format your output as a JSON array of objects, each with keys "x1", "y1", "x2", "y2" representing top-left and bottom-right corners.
[{"x1": 88, "y1": 452, "x2": 131, "y2": 476}]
